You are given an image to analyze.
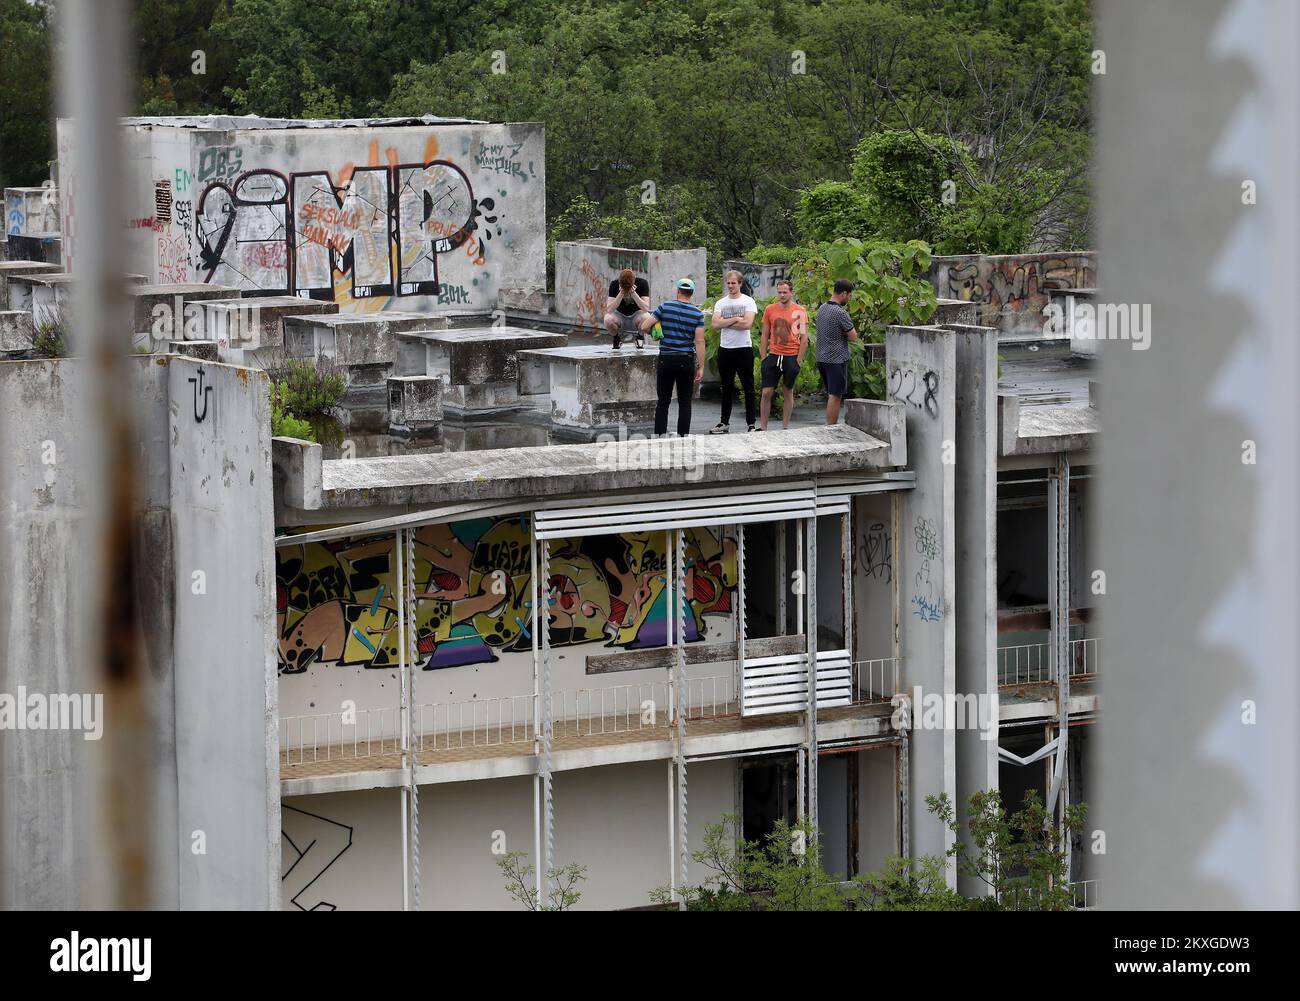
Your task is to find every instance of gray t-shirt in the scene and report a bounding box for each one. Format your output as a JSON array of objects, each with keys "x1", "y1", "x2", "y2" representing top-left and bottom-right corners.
[{"x1": 815, "y1": 301, "x2": 855, "y2": 363}]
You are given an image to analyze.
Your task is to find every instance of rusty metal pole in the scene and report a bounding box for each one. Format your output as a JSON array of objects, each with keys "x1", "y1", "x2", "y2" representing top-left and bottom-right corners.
[{"x1": 58, "y1": 0, "x2": 152, "y2": 909}]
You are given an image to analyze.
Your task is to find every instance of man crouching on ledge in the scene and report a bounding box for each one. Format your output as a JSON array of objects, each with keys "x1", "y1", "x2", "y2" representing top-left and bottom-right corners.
[{"x1": 604, "y1": 267, "x2": 651, "y2": 349}]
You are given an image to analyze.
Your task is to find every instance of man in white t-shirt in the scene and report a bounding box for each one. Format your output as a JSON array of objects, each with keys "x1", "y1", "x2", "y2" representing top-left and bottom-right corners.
[{"x1": 709, "y1": 270, "x2": 759, "y2": 433}]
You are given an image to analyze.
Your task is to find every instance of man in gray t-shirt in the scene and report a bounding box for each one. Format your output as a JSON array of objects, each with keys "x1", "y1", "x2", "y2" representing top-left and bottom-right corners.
[{"x1": 814, "y1": 279, "x2": 859, "y2": 424}]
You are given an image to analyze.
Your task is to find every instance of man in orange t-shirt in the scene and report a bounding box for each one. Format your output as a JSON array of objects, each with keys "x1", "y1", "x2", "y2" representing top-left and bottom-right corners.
[{"x1": 758, "y1": 279, "x2": 808, "y2": 430}]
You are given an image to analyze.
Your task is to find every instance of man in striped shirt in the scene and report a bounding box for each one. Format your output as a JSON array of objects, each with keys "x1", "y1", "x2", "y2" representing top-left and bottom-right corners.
[{"x1": 639, "y1": 278, "x2": 706, "y2": 435}]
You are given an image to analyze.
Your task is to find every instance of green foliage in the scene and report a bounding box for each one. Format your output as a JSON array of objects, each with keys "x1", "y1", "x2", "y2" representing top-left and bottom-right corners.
[
  {"x1": 657, "y1": 788, "x2": 1089, "y2": 912},
  {"x1": 927, "y1": 788, "x2": 1089, "y2": 910},
  {"x1": 740, "y1": 243, "x2": 804, "y2": 266},
  {"x1": 31, "y1": 308, "x2": 68, "y2": 358},
  {"x1": 272, "y1": 359, "x2": 345, "y2": 418},
  {"x1": 655, "y1": 814, "x2": 849, "y2": 911},
  {"x1": 791, "y1": 236, "x2": 936, "y2": 398},
  {"x1": 496, "y1": 850, "x2": 586, "y2": 911},
  {"x1": 0, "y1": 0, "x2": 54, "y2": 187},
  {"x1": 798, "y1": 181, "x2": 872, "y2": 244},
  {"x1": 271, "y1": 395, "x2": 315, "y2": 442}
]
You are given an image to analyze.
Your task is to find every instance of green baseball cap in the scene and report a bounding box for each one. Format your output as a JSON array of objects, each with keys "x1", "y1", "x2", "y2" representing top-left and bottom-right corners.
[{"x1": 676, "y1": 278, "x2": 696, "y2": 291}]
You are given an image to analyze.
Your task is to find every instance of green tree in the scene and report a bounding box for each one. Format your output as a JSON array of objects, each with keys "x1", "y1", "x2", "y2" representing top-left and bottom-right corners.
[
  {"x1": 497, "y1": 850, "x2": 586, "y2": 911},
  {"x1": 0, "y1": 0, "x2": 54, "y2": 188},
  {"x1": 791, "y1": 236, "x2": 937, "y2": 399}
]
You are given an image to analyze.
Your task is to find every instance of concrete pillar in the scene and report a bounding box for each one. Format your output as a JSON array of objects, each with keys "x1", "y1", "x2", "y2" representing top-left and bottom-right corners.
[
  {"x1": 950, "y1": 323, "x2": 1000, "y2": 895},
  {"x1": 885, "y1": 324, "x2": 958, "y2": 880}
]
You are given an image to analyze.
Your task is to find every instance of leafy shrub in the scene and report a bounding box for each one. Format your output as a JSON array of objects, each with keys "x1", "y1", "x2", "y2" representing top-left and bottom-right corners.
[
  {"x1": 273, "y1": 358, "x2": 345, "y2": 417},
  {"x1": 740, "y1": 242, "x2": 803, "y2": 265},
  {"x1": 271, "y1": 382, "x2": 316, "y2": 441},
  {"x1": 31, "y1": 307, "x2": 69, "y2": 358}
]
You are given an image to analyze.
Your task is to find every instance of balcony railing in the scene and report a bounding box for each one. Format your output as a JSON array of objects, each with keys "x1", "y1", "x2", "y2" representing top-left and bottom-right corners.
[
  {"x1": 997, "y1": 638, "x2": 1100, "y2": 687},
  {"x1": 280, "y1": 659, "x2": 902, "y2": 768}
]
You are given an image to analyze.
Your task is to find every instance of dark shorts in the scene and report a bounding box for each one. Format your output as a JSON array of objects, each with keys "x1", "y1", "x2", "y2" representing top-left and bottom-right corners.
[
  {"x1": 761, "y1": 353, "x2": 800, "y2": 389},
  {"x1": 818, "y1": 360, "x2": 848, "y2": 398}
]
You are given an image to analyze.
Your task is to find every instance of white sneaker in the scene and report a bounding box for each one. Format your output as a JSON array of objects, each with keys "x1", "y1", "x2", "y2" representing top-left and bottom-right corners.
[{"x1": 709, "y1": 422, "x2": 729, "y2": 434}]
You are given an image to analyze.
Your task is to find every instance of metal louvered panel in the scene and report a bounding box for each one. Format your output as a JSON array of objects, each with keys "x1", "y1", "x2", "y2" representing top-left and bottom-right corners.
[
  {"x1": 741, "y1": 649, "x2": 853, "y2": 716},
  {"x1": 535, "y1": 488, "x2": 817, "y2": 539}
]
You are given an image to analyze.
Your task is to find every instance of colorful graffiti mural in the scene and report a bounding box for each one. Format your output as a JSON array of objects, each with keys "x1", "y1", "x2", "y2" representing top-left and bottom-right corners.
[
  {"x1": 929, "y1": 252, "x2": 1096, "y2": 334},
  {"x1": 276, "y1": 517, "x2": 738, "y2": 674}
]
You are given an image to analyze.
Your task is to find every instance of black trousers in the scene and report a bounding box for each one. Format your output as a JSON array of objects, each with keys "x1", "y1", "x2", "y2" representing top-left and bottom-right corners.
[
  {"x1": 718, "y1": 345, "x2": 756, "y2": 426},
  {"x1": 655, "y1": 352, "x2": 696, "y2": 436}
]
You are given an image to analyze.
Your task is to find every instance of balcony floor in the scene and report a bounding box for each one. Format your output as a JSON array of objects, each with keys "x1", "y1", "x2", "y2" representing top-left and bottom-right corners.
[{"x1": 279, "y1": 701, "x2": 897, "y2": 784}]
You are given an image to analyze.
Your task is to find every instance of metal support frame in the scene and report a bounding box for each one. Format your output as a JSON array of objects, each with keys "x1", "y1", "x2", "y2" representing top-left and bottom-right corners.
[
  {"x1": 674, "y1": 528, "x2": 689, "y2": 898},
  {"x1": 539, "y1": 535, "x2": 555, "y2": 898},
  {"x1": 404, "y1": 528, "x2": 421, "y2": 911},
  {"x1": 1047, "y1": 456, "x2": 1071, "y2": 875},
  {"x1": 736, "y1": 524, "x2": 746, "y2": 708},
  {"x1": 530, "y1": 519, "x2": 542, "y2": 904},
  {"x1": 805, "y1": 503, "x2": 818, "y2": 835},
  {"x1": 397, "y1": 531, "x2": 409, "y2": 911},
  {"x1": 776, "y1": 520, "x2": 787, "y2": 636}
]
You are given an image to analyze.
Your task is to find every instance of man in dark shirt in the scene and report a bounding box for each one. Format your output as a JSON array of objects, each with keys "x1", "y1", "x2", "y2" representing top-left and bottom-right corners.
[
  {"x1": 604, "y1": 268, "x2": 652, "y2": 349},
  {"x1": 814, "y1": 279, "x2": 860, "y2": 424},
  {"x1": 639, "y1": 278, "x2": 705, "y2": 435}
]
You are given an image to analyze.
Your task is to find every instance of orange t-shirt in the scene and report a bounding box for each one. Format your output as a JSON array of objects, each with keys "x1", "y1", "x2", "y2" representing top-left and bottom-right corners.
[{"x1": 763, "y1": 301, "x2": 808, "y2": 356}]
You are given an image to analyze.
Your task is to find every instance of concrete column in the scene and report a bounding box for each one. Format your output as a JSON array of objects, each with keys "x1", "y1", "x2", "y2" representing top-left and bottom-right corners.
[
  {"x1": 886, "y1": 324, "x2": 958, "y2": 880},
  {"x1": 950, "y1": 323, "x2": 1000, "y2": 896}
]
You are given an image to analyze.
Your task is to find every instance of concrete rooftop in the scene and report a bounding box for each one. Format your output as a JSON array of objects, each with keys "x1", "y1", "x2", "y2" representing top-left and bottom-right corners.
[{"x1": 309, "y1": 423, "x2": 892, "y2": 510}]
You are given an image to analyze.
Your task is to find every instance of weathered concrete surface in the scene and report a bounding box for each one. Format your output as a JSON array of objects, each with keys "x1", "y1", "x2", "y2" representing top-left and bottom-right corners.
[
  {"x1": 3, "y1": 233, "x2": 62, "y2": 266},
  {"x1": 272, "y1": 436, "x2": 323, "y2": 511},
  {"x1": 928, "y1": 252, "x2": 1097, "y2": 335},
  {"x1": 58, "y1": 118, "x2": 546, "y2": 314},
  {"x1": 402, "y1": 326, "x2": 567, "y2": 411},
  {"x1": 0, "y1": 260, "x2": 60, "y2": 309},
  {"x1": 168, "y1": 339, "x2": 218, "y2": 360},
  {"x1": 950, "y1": 323, "x2": 999, "y2": 896},
  {"x1": 843, "y1": 398, "x2": 906, "y2": 467},
  {"x1": 166, "y1": 357, "x2": 279, "y2": 908},
  {"x1": 5, "y1": 186, "x2": 59, "y2": 236},
  {"x1": 127, "y1": 283, "x2": 240, "y2": 347},
  {"x1": 554, "y1": 241, "x2": 706, "y2": 327},
  {"x1": 309, "y1": 424, "x2": 889, "y2": 511},
  {"x1": 283, "y1": 311, "x2": 447, "y2": 370},
  {"x1": 885, "y1": 324, "x2": 958, "y2": 879},
  {"x1": 517, "y1": 343, "x2": 662, "y2": 429},
  {"x1": 200, "y1": 296, "x2": 339, "y2": 364},
  {"x1": 724, "y1": 259, "x2": 792, "y2": 299},
  {"x1": 998, "y1": 392, "x2": 1099, "y2": 456},
  {"x1": 932, "y1": 298, "x2": 979, "y2": 327},
  {"x1": 0, "y1": 357, "x2": 179, "y2": 908},
  {"x1": 388, "y1": 375, "x2": 444, "y2": 432},
  {"x1": 0, "y1": 311, "x2": 34, "y2": 353}
]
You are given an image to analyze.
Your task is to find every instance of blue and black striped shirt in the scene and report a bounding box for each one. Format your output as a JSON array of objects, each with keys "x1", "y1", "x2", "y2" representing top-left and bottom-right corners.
[{"x1": 652, "y1": 300, "x2": 704, "y2": 354}]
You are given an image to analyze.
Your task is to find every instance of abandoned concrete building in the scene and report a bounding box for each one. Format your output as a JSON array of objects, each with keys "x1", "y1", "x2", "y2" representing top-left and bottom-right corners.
[{"x1": 0, "y1": 116, "x2": 1099, "y2": 910}]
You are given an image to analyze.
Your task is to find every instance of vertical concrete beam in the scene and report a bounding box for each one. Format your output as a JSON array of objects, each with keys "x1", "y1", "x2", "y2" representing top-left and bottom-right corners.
[
  {"x1": 950, "y1": 324, "x2": 999, "y2": 896},
  {"x1": 886, "y1": 324, "x2": 958, "y2": 880}
]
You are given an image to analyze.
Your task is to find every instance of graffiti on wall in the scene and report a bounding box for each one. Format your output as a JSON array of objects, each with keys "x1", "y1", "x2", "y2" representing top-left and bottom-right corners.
[
  {"x1": 6, "y1": 193, "x2": 24, "y2": 236},
  {"x1": 937, "y1": 253, "x2": 1095, "y2": 332},
  {"x1": 195, "y1": 147, "x2": 499, "y2": 307},
  {"x1": 276, "y1": 517, "x2": 738, "y2": 674},
  {"x1": 909, "y1": 515, "x2": 942, "y2": 623},
  {"x1": 282, "y1": 804, "x2": 352, "y2": 911}
]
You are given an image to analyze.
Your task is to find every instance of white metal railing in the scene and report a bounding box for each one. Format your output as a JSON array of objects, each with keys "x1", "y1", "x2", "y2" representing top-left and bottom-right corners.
[
  {"x1": 414, "y1": 694, "x2": 535, "y2": 751},
  {"x1": 997, "y1": 643, "x2": 1053, "y2": 686},
  {"x1": 997, "y1": 637, "x2": 1100, "y2": 686},
  {"x1": 1067, "y1": 637, "x2": 1099, "y2": 679},
  {"x1": 852, "y1": 656, "x2": 902, "y2": 704},
  {"x1": 683, "y1": 674, "x2": 738, "y2": 720},
  {"x1": 996, "y1": 878, "x2": 1100, "y2": 910},
  {"x1": 279, "y1": 706, "x2": 402, "y2": 765}
]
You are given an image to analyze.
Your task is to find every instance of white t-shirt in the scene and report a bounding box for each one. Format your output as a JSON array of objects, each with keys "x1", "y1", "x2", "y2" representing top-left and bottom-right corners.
[{"x1": 715, "y1": 293, "x2": 758, "y2": 349}]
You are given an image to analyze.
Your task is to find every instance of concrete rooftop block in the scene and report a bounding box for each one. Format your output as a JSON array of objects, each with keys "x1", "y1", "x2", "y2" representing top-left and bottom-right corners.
[
  {"x1": 282, "y1": 310, "x2": 447, "y2": 367},
  {"x1": 126, "y1": 283, "x2": 241, "y2": 341},
  {"x1": 200, "y1": 295, "x2": 339, "y2": 359},
  {"x1": 312, "y1": 423, "x2": 890, "y2": 509},
  {"x1": 516, "y1": 342, "x2": 662, "y2": 429},
  {"x1": 0, "y1": 310, "x2": 35, "y2": 352},
  {"x1": 997, "y1": 390, "x2": 1099, "y2": 456},
  {"x1": 387, "y1": 375, "x2": 444, "y2": 434},
  {"x1": 168, "y1": 339, "x2": 219, "y2": 361},
  {"x1": 844, "y1": 398, "x2": 907, "y2": 467},
  {"x1": 0, "y1": 261, "x2": 60, "y2": 309},
  {"x1": 400, "y1": 325, "x2": 568, "y2": 411}
]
